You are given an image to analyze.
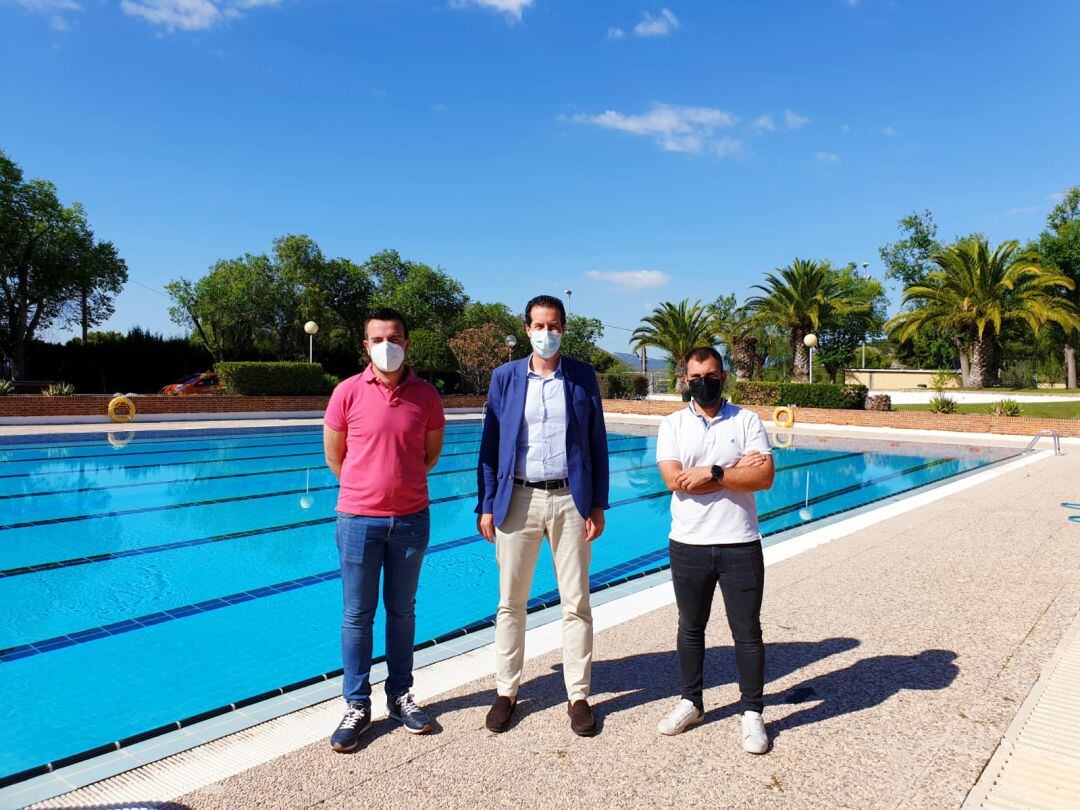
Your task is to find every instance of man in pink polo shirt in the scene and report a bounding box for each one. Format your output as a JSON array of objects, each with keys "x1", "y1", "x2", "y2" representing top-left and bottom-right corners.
[{"x1": 323, "y1": 307, "x2": 446, "y2": 751}]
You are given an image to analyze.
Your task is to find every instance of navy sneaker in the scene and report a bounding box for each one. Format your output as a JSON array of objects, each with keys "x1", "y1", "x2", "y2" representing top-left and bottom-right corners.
[
  {"x1": 330, "y1": 703, "x2": 371, "y2": 752},
  {"x1": 388, "y1": 692, "x2": 432, "y2": 734}
]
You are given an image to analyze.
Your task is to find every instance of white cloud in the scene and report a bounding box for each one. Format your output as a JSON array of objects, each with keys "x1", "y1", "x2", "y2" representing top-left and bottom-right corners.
[
  {"x1": 450, "y1": 0, "x2": 533, "y2": 21},
  {"x1": 584, "y1": 270, "x2": 672, "y2": 291},
  {"x1": 751, "y1": 114, "x2": 775, "y2": 133},
  {"x1": 840, "y1": 123, "x2": 850, "y2": 134},
  {"x1": 712, "y1": 136, "x2": 744, "y2": 157},
  {"x1": 1005, "y1": 206, "x2": 1037, "y2": 216},
  {"x1": 815, "y1": 151, "x2": 841, "y2": 163},
  {"x1": 607, "y1": 26, "x2": 624, "y2": 39},
  {"x1": 883, "y1": 125, "x2": 897, "y2": 137},
  {"x1": 10, "y1": 0, "x2": 81, "y2": 28},
  {"x1": 121, "y1": 0, "x2": 218, "y2": 30},
  {"x1": 118, "y1": 0, "x2": 282, "y2": 30},
  {"x1": 784, "y1": 109, "x2": 810, "y2": 129},
  {"x1": 11, "y1": 0, "x2": 79, "y2": 9},
  {"x1": 573, "y1": 103, "x2": 738, "y2": 154},
  {"x1": 1049, "y1": 191, "x2": 1067, "y2": 202},
  {"x1": 633, "y1": 7, "x2": 679, "y2": 37}
]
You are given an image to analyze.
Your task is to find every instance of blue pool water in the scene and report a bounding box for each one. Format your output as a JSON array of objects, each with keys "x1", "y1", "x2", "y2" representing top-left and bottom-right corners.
[{"x1": 0, "y1": 422, "x2": 1013, "y2": 782}]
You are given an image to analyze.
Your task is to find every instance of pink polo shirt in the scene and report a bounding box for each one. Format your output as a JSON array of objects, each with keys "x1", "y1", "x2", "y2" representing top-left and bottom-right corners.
[{"x1": 324, "y1": 365, "x2": 446, "y2": 517}]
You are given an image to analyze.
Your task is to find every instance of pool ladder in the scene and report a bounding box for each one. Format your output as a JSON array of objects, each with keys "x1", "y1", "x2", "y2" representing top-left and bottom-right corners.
[{"x1": 1024, "y1": 429, "x2": 1063, "y2": 455}]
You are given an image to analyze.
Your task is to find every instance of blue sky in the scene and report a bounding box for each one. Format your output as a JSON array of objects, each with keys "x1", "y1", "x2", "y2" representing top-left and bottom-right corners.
[{"x1": 3, "y1": 0, "x2": 1079, "y2": 354}]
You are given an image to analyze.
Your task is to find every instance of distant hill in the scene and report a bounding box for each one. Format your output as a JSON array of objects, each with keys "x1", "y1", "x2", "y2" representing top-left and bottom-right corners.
[{"x1": 610, "y1": 351, "x2": 669, "y2": 372}]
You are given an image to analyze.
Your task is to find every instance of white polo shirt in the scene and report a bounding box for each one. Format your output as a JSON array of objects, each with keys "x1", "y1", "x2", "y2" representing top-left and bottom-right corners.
[{"x1": 655, "y1": 400, "x2": 773, "y2": 545}]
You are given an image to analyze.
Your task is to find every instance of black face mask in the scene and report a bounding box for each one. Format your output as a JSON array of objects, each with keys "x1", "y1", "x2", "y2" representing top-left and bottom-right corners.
[{"x1": 688, "y1": 376, "x2": 724, "y2": 408}]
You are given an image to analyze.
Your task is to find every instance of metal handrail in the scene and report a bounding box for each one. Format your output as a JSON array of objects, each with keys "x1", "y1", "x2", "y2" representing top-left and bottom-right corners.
[{"x1": 1024, "y1": 429, "x2": 1063, "y2": 455}]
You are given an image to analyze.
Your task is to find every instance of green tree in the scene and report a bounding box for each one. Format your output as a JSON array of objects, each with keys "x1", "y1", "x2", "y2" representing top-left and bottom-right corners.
[
  {"x1": 879, "y1": 210, "x2": 942, "y2": 287},
  {"x1": 368, "y1": 249, "x2": 468, "y2": 334},
  {"x1": 815, "y1": 266, "x2": 887, "y2": 383},
  {"x1": 710, "y1": 293, "x2": 764, "y2": 381},
  {"x1": 0, "y1": 150, "x2": 128, "y2": 379},
  {"x1": 631, "y1": 300, "x2": 717, "y2": 392},
  {"x1": 886, "y1": 239, "x2": 1080, "y2": 388},
  {"x1": 744, "y1": 259, "x2": 871, "y2": 382},
  {"x1": 1038, "y1": 187, "x2": 1080, "y2": 387},
  {"x1": 561, "y1": 314, "x2": 620, "y2": 372}
]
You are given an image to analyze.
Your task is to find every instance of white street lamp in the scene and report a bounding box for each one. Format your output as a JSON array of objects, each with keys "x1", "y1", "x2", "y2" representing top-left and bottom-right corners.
[
  {"x1": 504, "y1": 334, "x2": 517, "y2": 363},
  {"x1": 304, "y1": 321, "x2": 319, "y2": 363},
  {"x1": 803, "y1": 332, "x2": 818, "y2": 383}
]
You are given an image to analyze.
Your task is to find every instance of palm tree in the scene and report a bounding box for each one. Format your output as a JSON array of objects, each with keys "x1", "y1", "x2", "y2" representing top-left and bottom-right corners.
[
  {"x1": 711, "y1": 294, "x2": 763, "y2": 381},
  {"x1": 744, "y1": 259, "x2": 870, "y2": 382},
  {"x1": 886, "y1": 238, "x2": 1080, "y2": 388},
  {"x1": 631, "y1": 299, "x2": 717, "y2": 392}
]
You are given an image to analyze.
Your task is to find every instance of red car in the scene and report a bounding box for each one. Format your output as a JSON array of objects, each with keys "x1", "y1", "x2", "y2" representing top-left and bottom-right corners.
[{"x1": 160, "y1": 372, "x2": 220, "y2": 396}]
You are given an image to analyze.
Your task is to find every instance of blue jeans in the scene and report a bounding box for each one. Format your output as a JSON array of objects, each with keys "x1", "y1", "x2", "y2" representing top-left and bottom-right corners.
[{"x1": 336, "y1": 509, "x2": 430, "y2": 707}]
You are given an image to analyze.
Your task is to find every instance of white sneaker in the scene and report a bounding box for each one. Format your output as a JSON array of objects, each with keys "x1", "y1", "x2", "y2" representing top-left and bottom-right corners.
[
  {"x1": 740, "y1": 711, "x2": 768, "y2": 754},
  {"x1": 657, "y1": 699, "x2": 703, "y2": 736}
]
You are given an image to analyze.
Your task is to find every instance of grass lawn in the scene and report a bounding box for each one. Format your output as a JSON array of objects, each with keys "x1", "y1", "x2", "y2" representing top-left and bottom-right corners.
[
  {"x1": 952, "y1": 387, "x2": 1080, "y2": 395},
  {"x1": 895, "y1": 402, "x2": 1080, "y2": 419}
]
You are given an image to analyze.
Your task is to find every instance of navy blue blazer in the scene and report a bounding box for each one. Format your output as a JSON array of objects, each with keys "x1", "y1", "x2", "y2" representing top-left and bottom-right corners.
[{"x1": 476, "y1": 355, "x2": 610, "y2": 526}]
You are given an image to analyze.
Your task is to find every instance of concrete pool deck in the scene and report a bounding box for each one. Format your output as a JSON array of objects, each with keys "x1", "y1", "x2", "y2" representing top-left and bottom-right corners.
[{"x1": 129, "y1": 441, "x2": 1080, "y2": 809}]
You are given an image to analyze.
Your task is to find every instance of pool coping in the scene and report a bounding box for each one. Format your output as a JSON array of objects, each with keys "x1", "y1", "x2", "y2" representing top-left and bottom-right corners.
[{"x1": 3, "y1": 444, "x2": 1057, "y2": 809}]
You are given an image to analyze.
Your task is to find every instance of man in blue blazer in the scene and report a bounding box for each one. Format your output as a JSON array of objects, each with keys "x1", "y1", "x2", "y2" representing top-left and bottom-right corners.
[{"x1": 476, "y1": 294, "x2": 610, "y2": 736}]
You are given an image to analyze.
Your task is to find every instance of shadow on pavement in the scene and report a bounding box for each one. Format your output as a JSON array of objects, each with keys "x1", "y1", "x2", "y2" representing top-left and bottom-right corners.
[
  {"x1": 768, "y1": 648, "x2": 959, "y2": 734},
  {"x1": 335, "y1": 638, "x2": 957, "y2": 747}
]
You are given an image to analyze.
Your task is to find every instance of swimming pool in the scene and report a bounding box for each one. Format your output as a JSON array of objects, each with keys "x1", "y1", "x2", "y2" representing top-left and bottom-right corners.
[{"x1": 0, "y1": 421, "x2": 1016, "y2": 785}]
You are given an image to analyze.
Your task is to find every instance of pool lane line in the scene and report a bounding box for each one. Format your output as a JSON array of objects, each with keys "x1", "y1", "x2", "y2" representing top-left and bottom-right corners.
[
  {"x1": 0, "y1": 424, "x2": 484, "y2": 454},
  {"x1": 0, "y1": 452, "x2": 880, "y2": 666},
  {"x1": 0, "y1": 452, "x2": 855, "y2": 597},
  {"x1": 0, "y1": 535, "x2": 677, "y2": 791},
  {"x1": 0, "y1": 450, "x2": 326, "y2": 481},
  {"x1": 0, "y1": 431, "x2": 476, "y2": 468},
  {"x1": 0, "y1": 438, "x2": 504, "y2": 501},
  {"x1": 0, "y1": 486, "x2": 690, "y2": 668},
  {"x1": 0, "y1": 432, "x2": 646, "y2": 482},
  {"x1": 0, "y1": 447, "x2": 667, "y2": 577},
  {"x1": 0, "y1": 440, "x2": 655, "y2": 528},
  {"x1": 0, "y1": 436, "x2": 651, "y2": 500},
  {"x1": 0, "y1": 448, "x2": 846, "y2": 577},
  {"x1": 0, "y1": 437, "x2": 326, "y2": 466},
  {"x1": 0, "y1": 431, "x2": 492, "y2": 465},
  {"x1": 0, "y1": 452, "x2": 1016, "y2": 791}
]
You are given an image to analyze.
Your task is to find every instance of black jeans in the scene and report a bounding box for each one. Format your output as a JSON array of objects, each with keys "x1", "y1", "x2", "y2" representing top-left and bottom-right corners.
[{"x1": 669, "y1": 539, "x2": 765, "y2": 714}]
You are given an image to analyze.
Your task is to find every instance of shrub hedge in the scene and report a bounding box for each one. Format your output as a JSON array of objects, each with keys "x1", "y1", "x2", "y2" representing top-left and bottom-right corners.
[
  {"x1": 215, "y1": 362, "x2": 338, "y2": 395},
  {"x1": 597, "y1": 373, "x2": 650, "y2": 400},
  {"x1": 732, "y1": 381, "x2": 869, "y2": 410}
]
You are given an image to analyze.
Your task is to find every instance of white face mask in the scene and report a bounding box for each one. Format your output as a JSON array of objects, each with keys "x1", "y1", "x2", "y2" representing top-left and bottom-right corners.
[
  {"x1": 369, "y1": 340, "x2": 405, "y2": 373},
  {"x1": 530, "y1": 329, "x2": 562, "y2": 360}
]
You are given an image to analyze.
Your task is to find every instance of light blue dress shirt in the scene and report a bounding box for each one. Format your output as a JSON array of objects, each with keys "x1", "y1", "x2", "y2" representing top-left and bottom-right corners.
[{"x1": 514, "y1": 359, "x2": 569, "y2": 481}]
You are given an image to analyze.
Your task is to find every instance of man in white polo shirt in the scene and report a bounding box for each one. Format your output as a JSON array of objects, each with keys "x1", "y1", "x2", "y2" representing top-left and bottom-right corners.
[{"x1": 654, "y1": 346, "x2": 775, "y2": 753}]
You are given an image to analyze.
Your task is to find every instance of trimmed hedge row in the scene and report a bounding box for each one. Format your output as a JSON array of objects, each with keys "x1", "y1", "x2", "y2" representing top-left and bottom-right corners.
[
  {"x1": 732, "y1": 381, "x2": 869, "y2": 410},
  {"x1": 215, "y1": 362, "x2": 339, "y2": 396},
  {"x1": 597, "y1": 373, "x2": 650, "y2": 400}
]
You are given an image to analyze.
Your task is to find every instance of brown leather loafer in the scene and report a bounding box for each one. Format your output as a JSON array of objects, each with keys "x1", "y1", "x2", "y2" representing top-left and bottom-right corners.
[
  {"x1": 485, "y1": 695, "x2": 516, "y2": 732},
  {"x1": 568, "y1": 699, "x2": 597, "y2": 737}
]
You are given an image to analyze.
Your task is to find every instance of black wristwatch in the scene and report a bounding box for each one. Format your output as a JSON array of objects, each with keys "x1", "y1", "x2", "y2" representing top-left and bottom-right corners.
[{"x1": 711, "y1": 464, "x2": 724, "y2": 482}]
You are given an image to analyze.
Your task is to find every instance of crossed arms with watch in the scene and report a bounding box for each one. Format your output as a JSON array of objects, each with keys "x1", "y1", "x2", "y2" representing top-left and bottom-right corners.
[{"x1": 658, "y1": 451, "x2": 774, "y2": 496}]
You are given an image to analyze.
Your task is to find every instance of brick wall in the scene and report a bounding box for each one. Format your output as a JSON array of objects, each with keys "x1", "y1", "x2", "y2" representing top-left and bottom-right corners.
[{"x1": 1, "y1": 394, "x2": 1076, "y2": 438}]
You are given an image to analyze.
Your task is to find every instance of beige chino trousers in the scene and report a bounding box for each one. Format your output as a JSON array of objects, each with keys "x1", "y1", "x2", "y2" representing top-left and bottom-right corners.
[{"x1": 494, "y1": 483, "x2": 592, "y2": 702}]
